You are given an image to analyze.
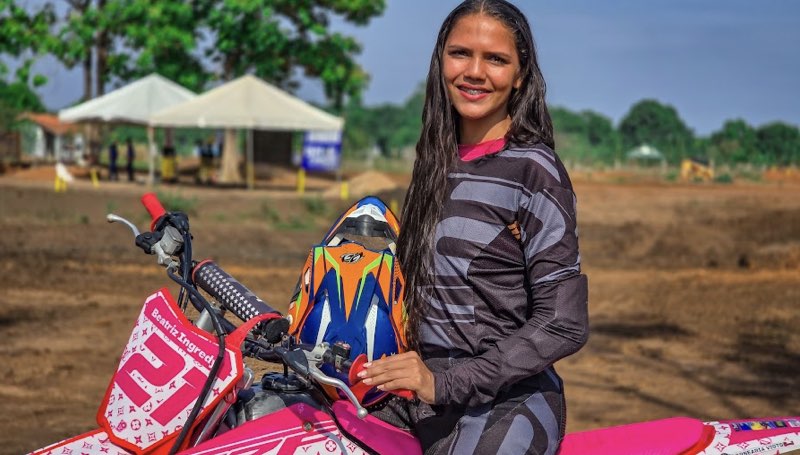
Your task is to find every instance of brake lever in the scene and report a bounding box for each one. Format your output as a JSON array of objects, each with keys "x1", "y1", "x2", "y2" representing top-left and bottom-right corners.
[
  {"x1": 277, "y1": 344, "x2": 368, "y2": 419},
  {"x1": 107, "y1": 214, "x2": 141, "y2": 237},
  {"x1": 307, "y1": 365, "x2": 368, "y2": 419}
]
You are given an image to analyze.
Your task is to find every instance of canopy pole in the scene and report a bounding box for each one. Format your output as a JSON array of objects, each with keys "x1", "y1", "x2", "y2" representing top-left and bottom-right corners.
[
  {"x1": 219, "y1": 128, "x2": 241, "y2": 184},
  {"x1": 147, "y1": 126, "x2": 156, "y2": 186},
  {"x1": 246, "y1": 129, "x2": 254, "y2": 190}
]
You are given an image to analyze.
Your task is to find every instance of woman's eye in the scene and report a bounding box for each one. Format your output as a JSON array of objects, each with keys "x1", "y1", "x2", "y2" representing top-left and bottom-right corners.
[
  {"x1": 488, "y1": 55, "x2": 508, "y2": 64},
  {"x1": 448, "y1": 49, "x2": 468, "y2": 57}
]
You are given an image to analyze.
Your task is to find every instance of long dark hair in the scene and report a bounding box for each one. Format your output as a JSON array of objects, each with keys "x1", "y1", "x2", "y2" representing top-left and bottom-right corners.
[{"x1": 397, "y1": 0, "x2": 554, "y2": 350}]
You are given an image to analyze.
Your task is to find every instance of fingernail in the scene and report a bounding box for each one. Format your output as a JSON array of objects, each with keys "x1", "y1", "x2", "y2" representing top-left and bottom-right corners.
[
  {"x1": 357, "y1": 371, "x2": 366, "y2": 378},
  {"x1": 363, "y1": 378, "x2": 372, "y2": 385},
  {"x1": 363, "y1": 362, "x2": 372, "y2": 368}
]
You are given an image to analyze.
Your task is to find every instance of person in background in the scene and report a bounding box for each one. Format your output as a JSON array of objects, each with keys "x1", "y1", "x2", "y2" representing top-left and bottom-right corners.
[
  {"x1": 194, "y1": 139, "x2": 204, "y2": 184},
  {"x1": 161, "y1": 143, "x2": 177, "y2": 184},
  {"x1": 199, "y1": 139, "x2": 215, "y2": 185},
  {"x1": 108, "y1": 141, "x2": 119, "y2": 181},
  {"x1": 125, "y1": 138, "x2": 135, "y2": 182},
  {"x1": 361, "y1": 1, "x2": 589, "y2": 454}
]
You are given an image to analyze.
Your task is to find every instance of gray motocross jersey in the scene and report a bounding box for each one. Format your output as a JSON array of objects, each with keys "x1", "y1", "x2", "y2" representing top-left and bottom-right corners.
[{"x1": 420, "y1": 143, "x2": 590, "y2": 408}]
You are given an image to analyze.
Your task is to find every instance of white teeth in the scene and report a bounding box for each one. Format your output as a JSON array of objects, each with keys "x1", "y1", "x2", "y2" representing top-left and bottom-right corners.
[{"x1": 464, "y1": 89, "x2": 484, "y2": 95}]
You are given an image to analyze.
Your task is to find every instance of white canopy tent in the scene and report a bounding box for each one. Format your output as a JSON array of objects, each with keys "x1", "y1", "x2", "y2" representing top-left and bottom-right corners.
[
  {"x1": 58, "y1": 73, "x2": 197, "y2": 184},
  {"x1": 150, "y1": 74, "x2": 344, "y2": 189},
  {"x1": 626, "y1": 144, "x2": 665, "y2": 161}
]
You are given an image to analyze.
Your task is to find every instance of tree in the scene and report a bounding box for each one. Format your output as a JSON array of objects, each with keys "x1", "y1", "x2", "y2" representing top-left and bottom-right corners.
[
  {"x1": 708, "y1": 119, "x2": 758, "y2": 164},
  {"x1": 0, "y1": 79, "x2": 46, "y2": 129},
  {"x1": 0, "y1": 0, "x2": 54, "y2": 87},
  {"x1": 202, "y1": 0, "x2": 384, "y2": 108},
  {"x1": 341, "y1": 82, "x2": 424, "y2": 159},
  {"x1": 387, "y1": 82, "x2": 424, "y2": 153},
  {"x1": 43, "y1": 0, "x2": 206, "y2": 101},
  {"x1": 550, "y1": 106, "x2": 586, "y2": 136},
  {"x1": 755, "y1": 122, "x2": 800, "y2": 166},
  {"x1": 33, "y1": 0, "x2": 385, "y2": 107},
  {"x1": 582, "y1": 110, "x2": 619, "y2": 163},
  {"x1": 106, "y1": 0, "x2": 209, "y2": 92},
  {"x1": 619, "y1": 99, "x2": 694, "y2": 164},
  {"x1": 0, "y1": 1, "x2": 52, "y2": 130},
  {"x1": 551, "y1": 106, "x2": 619, "y2": 164}
]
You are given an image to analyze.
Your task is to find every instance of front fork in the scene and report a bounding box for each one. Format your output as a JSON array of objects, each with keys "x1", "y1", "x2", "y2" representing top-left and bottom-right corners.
[{"x1": 191, "y1": 367, "x2": 256, "y2": 445}]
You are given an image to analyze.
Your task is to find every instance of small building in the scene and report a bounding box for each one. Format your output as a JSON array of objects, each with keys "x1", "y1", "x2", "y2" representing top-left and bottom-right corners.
[{"x1": 17, "y1": 113, "x2": 83, "y2": 163}]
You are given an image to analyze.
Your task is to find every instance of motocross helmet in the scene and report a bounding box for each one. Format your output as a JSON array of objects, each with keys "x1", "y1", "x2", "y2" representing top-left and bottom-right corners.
[{"x1": 287, "y1": 196, "x2": 407, "y2": 406}]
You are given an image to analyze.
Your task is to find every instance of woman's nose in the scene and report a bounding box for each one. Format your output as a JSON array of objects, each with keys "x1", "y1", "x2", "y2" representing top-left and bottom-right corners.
[{"x1": 463, "y1": 57, "x2": 485, "y2": 81}]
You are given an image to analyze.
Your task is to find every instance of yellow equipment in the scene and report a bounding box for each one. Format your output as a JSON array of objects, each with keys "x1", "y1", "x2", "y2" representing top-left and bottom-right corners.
[{"x1": 680, "y1": 158, "x2": 714, "y2": 182}]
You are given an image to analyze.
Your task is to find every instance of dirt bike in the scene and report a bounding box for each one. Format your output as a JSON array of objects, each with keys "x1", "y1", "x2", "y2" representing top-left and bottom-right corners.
[{"x1": 29, "y1": 193, "x2": 800, "y2": 455}]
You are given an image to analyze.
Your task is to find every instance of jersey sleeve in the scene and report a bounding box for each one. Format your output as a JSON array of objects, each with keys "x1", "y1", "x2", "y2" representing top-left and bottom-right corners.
[{"x1": 432, "y1": 174, "x2": 589, "y2": 407}]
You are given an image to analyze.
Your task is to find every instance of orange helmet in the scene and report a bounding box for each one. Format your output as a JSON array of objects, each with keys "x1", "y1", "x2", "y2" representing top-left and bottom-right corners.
[{"x1": 287, "y1": 197, "x2": 406, "y2": 406}]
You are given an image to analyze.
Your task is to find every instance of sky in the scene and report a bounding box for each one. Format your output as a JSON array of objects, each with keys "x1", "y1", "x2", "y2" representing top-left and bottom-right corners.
[{"x1": 18, "y1": 0, "x2": 800, "y2": 136}]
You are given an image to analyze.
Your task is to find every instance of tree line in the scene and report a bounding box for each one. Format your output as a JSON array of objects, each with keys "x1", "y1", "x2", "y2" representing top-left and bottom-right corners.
[
  {"x1": 0, "y1": 0, "x2": 386, "y2": 114},
  {"x1": 341, "y1": 88, "x2": 800, "y2": 167}
]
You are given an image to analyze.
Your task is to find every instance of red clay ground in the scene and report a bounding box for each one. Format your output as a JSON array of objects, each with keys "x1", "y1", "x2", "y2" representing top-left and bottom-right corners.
[{"x1": 1, "y1": 168, "x2": 798, "y2": 454}]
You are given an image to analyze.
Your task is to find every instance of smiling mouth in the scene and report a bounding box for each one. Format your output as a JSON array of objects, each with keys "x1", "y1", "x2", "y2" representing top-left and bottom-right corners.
[{"x1": 459, "y1": 86, "x2": 490, "y2": 96}]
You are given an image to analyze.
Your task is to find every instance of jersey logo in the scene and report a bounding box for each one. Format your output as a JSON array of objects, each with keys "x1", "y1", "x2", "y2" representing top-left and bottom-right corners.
[
  {"x1": 508, "y1": 221, "x2": 521, "y2": 242},
  {"x1": 341, "y1": 252, "x2": 363, "y2": 263}
]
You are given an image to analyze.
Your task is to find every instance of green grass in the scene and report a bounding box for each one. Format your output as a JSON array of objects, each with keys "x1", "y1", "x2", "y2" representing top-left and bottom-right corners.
[
  {"x1": 105, "y1": 200, "x2": 118, "y2": 214},
  {"x1": 274, "y1": 215, "x2": 316, "y2": 231},
  {"x1": 736, "y1": 170, "x2": 763, "y2": 182},
  {"x1": 303, "y1": 196, "x2": 328, "y2": 217},
  {"x1": 259, "y1": 201, "x2": 281, "y2": 223},
  {"x1": 664, "y1": 169, "x2": 680, "y2": 182},
  {"x1": 714, "y1": 173, "x2": 734, "y2": 184},
  {"x1": 156, "y1": 191, "x2": 198, "y2": 216}
]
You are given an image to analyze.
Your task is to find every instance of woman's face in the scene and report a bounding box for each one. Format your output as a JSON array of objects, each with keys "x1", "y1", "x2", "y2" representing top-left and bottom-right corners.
[{"x1": 442, "y1": 13, "x2": 521, "y2": 131}]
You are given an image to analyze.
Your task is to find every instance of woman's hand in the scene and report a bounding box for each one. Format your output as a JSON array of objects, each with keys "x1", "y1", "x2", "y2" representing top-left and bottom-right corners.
[{"x1": 357, "y1": 351, "x2": 436, "y2": 404}]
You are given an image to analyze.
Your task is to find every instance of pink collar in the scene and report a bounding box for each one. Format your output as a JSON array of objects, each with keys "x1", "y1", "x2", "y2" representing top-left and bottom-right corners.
[{"x1": 458, "y1": 138, "x2": 507, "y2": 161}]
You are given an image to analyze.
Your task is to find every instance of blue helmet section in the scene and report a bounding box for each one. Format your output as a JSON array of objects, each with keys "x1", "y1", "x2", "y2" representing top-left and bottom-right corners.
[{"x1": 298, "y1": 263, "x2": 401, "y2": 406}]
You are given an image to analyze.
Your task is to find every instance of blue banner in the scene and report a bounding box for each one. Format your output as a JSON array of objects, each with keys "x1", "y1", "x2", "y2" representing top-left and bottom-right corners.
[{"x1": 302, "y1": 130, "x2": 342, "y2": 172}]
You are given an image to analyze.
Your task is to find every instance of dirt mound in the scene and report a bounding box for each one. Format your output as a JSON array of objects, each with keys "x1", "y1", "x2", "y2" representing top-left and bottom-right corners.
[
  {"x1": 324, "y1": 170, "x2": 400, "y2": 198},
  {"x1": 580, "y1": 187, "x2": 800, "y2": 270}
]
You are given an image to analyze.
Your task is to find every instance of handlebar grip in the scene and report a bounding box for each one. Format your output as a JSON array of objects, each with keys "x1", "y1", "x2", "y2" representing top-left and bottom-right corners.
[
  {"x1": 193, "y1": 259, "x2": 288, "y2": 343},
  {"x1": 141, "y1": 192, "x2": 167, "y2": 231}
]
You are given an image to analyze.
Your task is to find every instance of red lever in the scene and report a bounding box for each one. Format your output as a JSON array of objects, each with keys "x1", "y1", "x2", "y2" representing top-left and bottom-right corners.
[
  {"x1": 349, "y1": 354, "x2": 416, "y2": 401},
  {"x1": 141, "y1": 192, "x2": 166, "y2": 231},
  {"x1": 348, "y1": 354, "x2": 369, "y2": 384}
]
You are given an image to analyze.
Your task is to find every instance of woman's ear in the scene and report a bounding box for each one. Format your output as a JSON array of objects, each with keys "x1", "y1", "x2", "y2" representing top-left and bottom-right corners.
[{"x1": 513, "y1": 70, "x2": 523, "y2": 90}]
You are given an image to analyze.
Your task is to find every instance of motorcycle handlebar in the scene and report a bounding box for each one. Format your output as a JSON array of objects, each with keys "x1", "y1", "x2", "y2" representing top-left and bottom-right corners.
[
  {"x1": 141, "y1": 192, "x2": 167, "y2": 231},
  {"x1": 193, "y1": 259, "x2": 288, "y2": 343}
]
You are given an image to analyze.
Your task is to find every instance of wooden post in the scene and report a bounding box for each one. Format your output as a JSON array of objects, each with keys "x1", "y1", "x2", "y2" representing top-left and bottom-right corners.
[
  {"x1": 219, "y1": 128, "x2": 242, "y2": 184},
  {"x1": 297, "y1": 168, "x2": 306, "y2": 195},
  {"x1": 246, "y1": 129, "x2": 254, "y2": 190},
  {"x1": 147, "y1": 126, "x2": 156, "y2": 186}
]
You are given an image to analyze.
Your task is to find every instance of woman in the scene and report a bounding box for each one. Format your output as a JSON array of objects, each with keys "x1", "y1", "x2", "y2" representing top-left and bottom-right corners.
[{"x1": 361, "y1": 1, "x2": 589, "y2": 454}]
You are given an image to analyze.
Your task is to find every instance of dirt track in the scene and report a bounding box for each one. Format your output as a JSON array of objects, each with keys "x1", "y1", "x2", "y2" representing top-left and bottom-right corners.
[{"x1": 1, "y1": 169, "x2": 798, "y2": 454}]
